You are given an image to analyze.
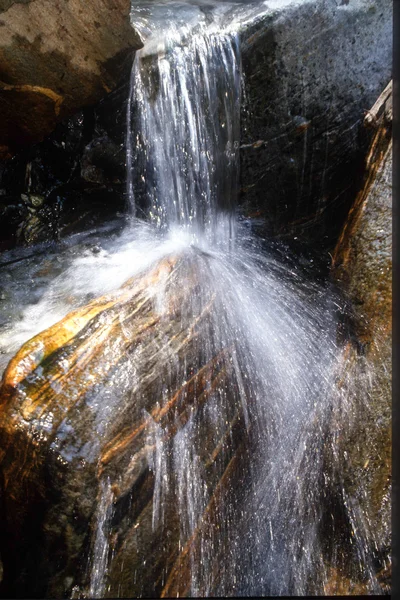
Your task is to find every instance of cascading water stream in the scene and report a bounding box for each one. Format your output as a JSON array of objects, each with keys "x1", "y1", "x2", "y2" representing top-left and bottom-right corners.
[
  {"x1": 93, "y1": 6, "x2": 384, "y2": 596},
  {"x1": 127, "y1": 13, "x2": 241, "y2": 240},
  {"x1": 0, "y1": 2, "x2": 388, "y2": 597}
]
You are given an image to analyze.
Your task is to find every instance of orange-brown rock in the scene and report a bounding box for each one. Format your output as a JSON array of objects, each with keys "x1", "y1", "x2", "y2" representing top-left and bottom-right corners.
[
  {"x1": 325, "y1": 81, "x2": 392, "y2": 594},
  {"x1": 0, "y1": 0, "x2": 143, "y2": 158},
  {"x1": 0, "y1": 250, "x2": 247, "y2": 598},
  {"x1": 160, "y1": 439, "x2": 247, "y2": 598}
]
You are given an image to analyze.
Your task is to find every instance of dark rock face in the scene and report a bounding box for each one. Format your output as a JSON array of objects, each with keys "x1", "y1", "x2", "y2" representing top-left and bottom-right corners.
[
  {"x1": 239, "y1": 0, "x2": 392, "y2": 248},
  {"x1": 0, "y1": 92, "x2": 130, "y2": 249},
  {"x1": 0, "y1": 0, "x2": 143, "y2": 158}
]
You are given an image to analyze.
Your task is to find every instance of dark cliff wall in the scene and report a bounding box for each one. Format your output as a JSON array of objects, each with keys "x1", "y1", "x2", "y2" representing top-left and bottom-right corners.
[{"x1": 239, "y1": 0, "x2": 392, "y2": 247}]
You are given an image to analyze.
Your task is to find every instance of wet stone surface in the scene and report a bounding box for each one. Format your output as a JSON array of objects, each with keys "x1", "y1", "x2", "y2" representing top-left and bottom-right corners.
[
  {"x1": 325, "y1": 92, "x2": 392, "y2": 594},
  {"x1": 239, "y1": 0, "x2": 392, "y2": 249}
]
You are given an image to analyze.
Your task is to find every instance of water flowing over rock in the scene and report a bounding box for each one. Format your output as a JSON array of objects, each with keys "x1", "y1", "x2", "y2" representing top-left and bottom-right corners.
[
  {"x1": 0, "y1": 0, "x2": 392, "y2": 252},
  {"x1": 0, "y1": 0, "x2": 143, "y2": 159},
  {"x1": 0, "y1": 1, "x2": 392, "y2": 598},
  {"x1": 0, "y1": 220, "x2": 353, "y2": 597},
  {"x1": 0, "y1": 250, "x2": 249, "y2": 597}
]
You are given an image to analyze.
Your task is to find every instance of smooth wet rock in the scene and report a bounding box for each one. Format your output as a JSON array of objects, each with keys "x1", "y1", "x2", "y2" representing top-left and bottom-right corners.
[
  {"x1": 0, "y1": 251, "x2": 248, "y2": 598},
  {"x1": 239, "y1": 0, "x2": 392, "y2": 249},
  {"x1": 0, "y1": 0, "x2": 143, "y2": 158}
]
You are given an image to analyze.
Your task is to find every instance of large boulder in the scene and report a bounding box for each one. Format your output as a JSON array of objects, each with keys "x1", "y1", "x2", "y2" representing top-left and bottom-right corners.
[
  {"x1": 239, "y1": 0, "x2": 392, "y2": 248},
  {"x1": 0, "y1": 250, "x2": 248, "y2": 598},
  {"x1": 0, "y1": 0, "x2": 143, "y2": 159}
]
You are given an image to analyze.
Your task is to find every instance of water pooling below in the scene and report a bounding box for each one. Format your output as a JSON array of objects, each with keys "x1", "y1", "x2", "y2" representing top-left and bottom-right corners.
[{"x1": 0, "y1": 2, "x2": 390, "y2": 597}]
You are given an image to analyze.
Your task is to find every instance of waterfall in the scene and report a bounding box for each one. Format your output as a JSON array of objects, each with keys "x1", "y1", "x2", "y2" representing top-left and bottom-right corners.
[
  {"x1": 126, "y1": 17, "x2": 240, "y2": 239},
  {"x1": 0, "y1": 2, "x2": 388, "y2": 598},
  {"x1": 119, "y1": 7, "x2": 384, "y2": 596}
]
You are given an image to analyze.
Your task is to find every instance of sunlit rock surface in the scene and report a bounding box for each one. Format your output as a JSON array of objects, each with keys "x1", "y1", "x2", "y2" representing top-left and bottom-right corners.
[
  {"x1": 0, "y1": 0, "x2": 143, "y2": 158},
  {"x1": 324, "y1": 82, "x2": 392, "y2": 593},
  {"x1": 0, "y1": 251, "x2": 247, "y2": 598}
]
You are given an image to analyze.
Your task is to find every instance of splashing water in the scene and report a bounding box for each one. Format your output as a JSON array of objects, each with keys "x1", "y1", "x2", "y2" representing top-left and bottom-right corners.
[{"x1": 0, "y1": 1, "x2": 389, "y2": 597}]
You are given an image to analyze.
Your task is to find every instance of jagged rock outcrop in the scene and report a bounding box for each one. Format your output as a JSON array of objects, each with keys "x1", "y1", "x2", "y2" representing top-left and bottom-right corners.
[{"x1": 0, "y1": 0, "x2": 143, "y2": 159}]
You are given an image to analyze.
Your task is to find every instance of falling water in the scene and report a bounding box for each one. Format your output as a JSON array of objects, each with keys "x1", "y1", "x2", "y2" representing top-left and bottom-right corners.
[
  {"x1": 127, "y1": 10, "x2": 241, "y2": 239},
  {"x1": 0, "y1": 1, "x2": 389, "y2": 597},
  {"x1": 124, "y1": 4, "x2": 386, "y2": 595}
]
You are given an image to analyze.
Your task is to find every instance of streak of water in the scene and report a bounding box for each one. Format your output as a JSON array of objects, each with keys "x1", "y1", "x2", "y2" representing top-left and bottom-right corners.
[
  {"x1": 127, "y1": 18, "x2": 240, "y2": 239},
  {"x1": 89, "y1": 478, "x2": 114, "y2": 598}
]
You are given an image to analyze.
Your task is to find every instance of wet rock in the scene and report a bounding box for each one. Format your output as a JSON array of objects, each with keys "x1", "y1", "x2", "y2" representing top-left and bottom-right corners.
[
  {"x1": 0, "y1": 197, "x2": 24, "y2": 250},
  {"x1": 0, "y1": 0, "x2": 392, "y2": 253},
  {"x1": 30, "y1": 194, "x2": 45, "y2": 208},
  {"x1": 0, "y1": 252, "x2": 247, "y2": 598},
  {"x1": 0, "y1": 107, "x2": 128, "y2": 249},
  {"x1": 239, "y1": 0, "x2": 392, "y2": 249},
  {"x1": 323, "y1": 82, "x2": 392, "y2": 593},
  {"x1": 0, "y1": 0, "x2": 143, "y2": 158},
  {"x1": 160, "y1": 440, "x2": 248, "y2": 598},
  {"x1": 81, "y1": 136, "x2": 126, "y2": 187},
  {"x1": 332, "y1": 80, "x2": 392, "y2": 344}
]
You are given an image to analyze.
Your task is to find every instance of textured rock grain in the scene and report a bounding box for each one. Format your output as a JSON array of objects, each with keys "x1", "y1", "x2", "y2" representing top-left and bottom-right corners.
[{"x1": 326, "y1": 83, "x2": 392, "y2": 592}]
